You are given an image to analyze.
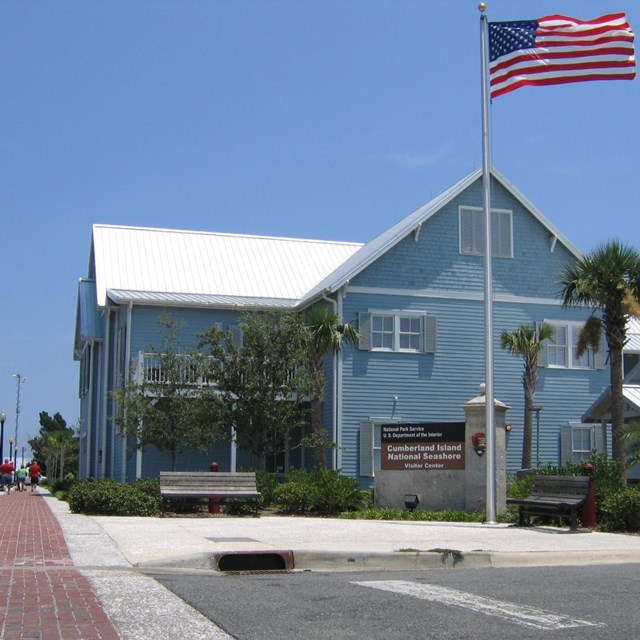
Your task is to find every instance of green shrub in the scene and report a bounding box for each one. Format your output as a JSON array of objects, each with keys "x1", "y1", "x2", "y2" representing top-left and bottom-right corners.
[
  {"x1": 274, "y1": 468, "x2": 364, "y2": 514},
  {"x1": 255, "y1": 471, "x2": 280, "y2": 508},
  {"x1": 132, "y1": 478, "x2": 161, "y2": 499},
  {"x1": 340, "y1": 508, "x2": 484, "y2": 522},
  {"x1": 68, "y1": 479, "x2": 159, "y2": 516},
  {"x1": 599, "y1": 487, "x2": 640, "y2": 532},
  {"x1": 275, "y1": 481, "x2": 314, "y2": 513},
  {"x1": 49, "y1": 477, "x2": 78, "y2": 495}
]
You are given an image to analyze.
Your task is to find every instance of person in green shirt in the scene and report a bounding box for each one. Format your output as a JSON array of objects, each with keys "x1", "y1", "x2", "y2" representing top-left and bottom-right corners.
[{"x1": 16, "y1": 465, "x2": 27, "y2": 492}]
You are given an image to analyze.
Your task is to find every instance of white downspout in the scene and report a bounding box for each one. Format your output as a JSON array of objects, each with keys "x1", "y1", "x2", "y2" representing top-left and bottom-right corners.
[
  {"x1": 86, "y1": 341, "x2": 94, "y2": 479},
  {"x1": 123, "y1": 302, "x2": 134, "y2": 482},
  {"x1": 101, "y1": 309, "x2": 111, "y2": 479},
  {"x1": 321, "y1": 291, "x2": 339, "y2": 470}
]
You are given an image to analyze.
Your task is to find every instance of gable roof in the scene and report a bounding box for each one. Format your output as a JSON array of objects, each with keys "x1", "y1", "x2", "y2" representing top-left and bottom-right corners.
[
  {"x1": 299, "y1": 167, "x2": 583, "y2": 306},
  {"x1": 88, "y1": 168, "x2": 581, "y2": 311},
  {"x1": 74, "y1": 279, "x2": 104, "y2": 359},
  {"x1": 91, "y1": 225, "x2": 363, "y2": 308}
]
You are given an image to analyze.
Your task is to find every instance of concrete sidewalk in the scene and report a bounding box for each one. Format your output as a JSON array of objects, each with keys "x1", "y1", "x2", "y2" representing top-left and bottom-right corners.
[{"x1": 53, "y1": 497, "x2": 640, "y2": 573}]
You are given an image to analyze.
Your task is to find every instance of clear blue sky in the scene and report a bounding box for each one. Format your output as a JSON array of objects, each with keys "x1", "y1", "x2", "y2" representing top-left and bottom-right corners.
[{"x1": 1, "y1": 1, "x2": 638, "y2": 454}]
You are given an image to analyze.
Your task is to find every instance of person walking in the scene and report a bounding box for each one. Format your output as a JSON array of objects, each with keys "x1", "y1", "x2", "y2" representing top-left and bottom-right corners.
[
  {"x1": 16, "y1": 464, "x2": 28, "y2": 492},
  {"x1": 28, "y1": 460, "x2": 42, "y2": 492},
  {"x1": 1, "y1": 458, "x2": 15, "y2": 495}
]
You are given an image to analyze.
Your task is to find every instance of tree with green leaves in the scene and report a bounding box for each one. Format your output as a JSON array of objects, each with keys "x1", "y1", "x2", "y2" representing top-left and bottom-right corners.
[
  {"x1": 199, "y1": 311, "x2": 309, "y2": 471},
  {"x1": 500, "y1": 322, "x2": 555, "y2": 469},
  {"x1": 28, "y1": 412, "x2": 78, "y2": 477},
  {"x1": 560, "y1": 240, "x2": 640, "y2": 481},
  {"x1": 302, "y1": 304, "x2": 359, "y2": 468},
  {"x1": 112, "y1": 314, "x2": 222, "y2": 471}
]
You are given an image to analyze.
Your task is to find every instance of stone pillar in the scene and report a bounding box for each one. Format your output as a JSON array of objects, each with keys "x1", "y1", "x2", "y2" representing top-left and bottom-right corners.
[{"x1": 463, "y1": 384, "x2": 509, "y2": 515}]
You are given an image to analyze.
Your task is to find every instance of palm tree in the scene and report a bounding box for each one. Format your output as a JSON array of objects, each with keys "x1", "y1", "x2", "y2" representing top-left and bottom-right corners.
[
  {"x1": 560, "y1": 240, "x2": 640, "y2": 480},
  {"x1": 302, "y1": 304, "x2": 359, "y2": 468},
  {"x1": 500, "y1": 322, "x2": 555, "y2": 469}
]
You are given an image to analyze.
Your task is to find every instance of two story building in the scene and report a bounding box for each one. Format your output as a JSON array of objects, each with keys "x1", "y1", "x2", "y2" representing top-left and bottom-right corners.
[{"x1": 74, "y1": 168, "x2": 611, "y2": 484}]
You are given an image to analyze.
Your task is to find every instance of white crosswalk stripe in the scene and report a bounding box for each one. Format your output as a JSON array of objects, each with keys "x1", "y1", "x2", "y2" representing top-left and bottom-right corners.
[{"x1": 353, "y1": 580, "x2": 605, "y2": 630}]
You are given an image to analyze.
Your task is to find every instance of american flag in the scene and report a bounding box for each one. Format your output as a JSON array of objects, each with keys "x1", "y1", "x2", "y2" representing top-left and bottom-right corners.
[{"x1": 489, "y1": 13, "x2": 636, "y2": 98}]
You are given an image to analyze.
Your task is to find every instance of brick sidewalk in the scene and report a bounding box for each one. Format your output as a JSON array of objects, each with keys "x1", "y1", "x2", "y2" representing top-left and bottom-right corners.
[{"x1": 0, "y1": 489, "x2": 120, "y2": 639}]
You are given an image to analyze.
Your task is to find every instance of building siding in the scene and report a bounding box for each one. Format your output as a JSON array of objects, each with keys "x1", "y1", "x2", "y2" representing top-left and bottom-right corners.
[{"x1": 76, "y1": 171, "x2": 611, "y2": 486}]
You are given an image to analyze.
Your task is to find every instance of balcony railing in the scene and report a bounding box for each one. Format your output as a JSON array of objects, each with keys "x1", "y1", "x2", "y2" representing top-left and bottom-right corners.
[{"x1": 131, "y1": 352, "x2": 217, "y2": 387}]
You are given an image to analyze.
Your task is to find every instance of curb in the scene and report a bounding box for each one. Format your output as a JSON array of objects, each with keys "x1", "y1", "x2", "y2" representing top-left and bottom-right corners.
[{"x1": 134, "y1": 548, "x2": 640, "y2": 573}]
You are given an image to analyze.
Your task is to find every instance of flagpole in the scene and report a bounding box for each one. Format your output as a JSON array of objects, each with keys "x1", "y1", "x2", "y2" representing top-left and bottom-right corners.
[{"x1": 479, "y1": 3, "x2": 497, "y2": 524}]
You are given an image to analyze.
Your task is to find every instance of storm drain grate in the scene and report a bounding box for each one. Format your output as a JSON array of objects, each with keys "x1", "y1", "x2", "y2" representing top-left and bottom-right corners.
[{"x1": 214, "y1": 550, "x2": 294, "y2": 573}]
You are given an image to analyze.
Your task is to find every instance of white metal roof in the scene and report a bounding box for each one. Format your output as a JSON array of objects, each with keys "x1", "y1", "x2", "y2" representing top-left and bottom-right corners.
[{"x1": 91, "y1": 225, "x2": 363, "y2": 308}]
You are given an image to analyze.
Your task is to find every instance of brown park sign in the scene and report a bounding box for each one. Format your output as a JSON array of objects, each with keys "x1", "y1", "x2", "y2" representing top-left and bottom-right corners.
[{"x1": 381, "y1": 422, "x2": 466, "y2": 471}]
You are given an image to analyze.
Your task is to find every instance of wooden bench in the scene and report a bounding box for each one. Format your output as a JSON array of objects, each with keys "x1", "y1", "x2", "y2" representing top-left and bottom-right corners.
[
  {"x1": 506, "y1": 475, "x2": 591, "y2": 531},
  {"x1": 159, "y1": 471, "x2": 261, "y2": 516}
]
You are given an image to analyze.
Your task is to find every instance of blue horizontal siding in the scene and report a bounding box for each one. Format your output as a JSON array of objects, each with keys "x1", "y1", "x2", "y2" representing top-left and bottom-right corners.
[{"x1": 340, "y1": 291, "x2": 608, "y2": 479}]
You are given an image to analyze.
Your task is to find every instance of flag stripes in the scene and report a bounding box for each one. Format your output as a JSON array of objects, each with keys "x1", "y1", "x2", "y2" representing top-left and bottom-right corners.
[{"x1": 489, "y1": 13, "x2": 636, "y2": 98}]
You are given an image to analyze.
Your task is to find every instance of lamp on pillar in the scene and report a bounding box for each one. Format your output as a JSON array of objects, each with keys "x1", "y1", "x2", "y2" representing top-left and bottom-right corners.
[{"x1": 0, "y1": 411, "x2": 5, "y2": 461}]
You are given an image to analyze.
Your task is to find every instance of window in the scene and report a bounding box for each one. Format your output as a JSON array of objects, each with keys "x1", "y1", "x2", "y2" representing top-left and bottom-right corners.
[
  {"x1": 359, "y1": 312, "x2": 436, "y2": 353},
  {"x1": 561, "y1": 423, "x2": 608, "y2": 465},
  {"x1": 540, "y1": 322, "x2": 604, "y2": 370},
  {"x1": 372, "y1": 315, "x2": 394, "y2": 349},
  {"x1": 459, "y1": 206, "x2": 513, "y2": 258},
  {"x1": 571, "y1": 428, "x2": 592, "y2": 464}
]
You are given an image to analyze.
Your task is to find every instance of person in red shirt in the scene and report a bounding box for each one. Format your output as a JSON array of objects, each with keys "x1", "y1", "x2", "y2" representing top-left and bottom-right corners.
[
  {"x1": 28, "y1": 461, "x2": 42, "y2": 492},
  {"x1": 0, "y1": 458, "x2": 15, "y2": 495}
]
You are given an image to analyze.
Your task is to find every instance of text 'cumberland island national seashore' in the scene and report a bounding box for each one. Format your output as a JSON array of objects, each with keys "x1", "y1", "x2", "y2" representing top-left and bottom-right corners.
[{"x1": 381, "y1": 423, "x2": 466, "y2": 471}]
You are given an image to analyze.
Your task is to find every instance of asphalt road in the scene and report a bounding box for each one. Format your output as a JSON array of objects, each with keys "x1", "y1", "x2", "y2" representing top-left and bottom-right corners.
[{"x1": 152, "y1": 563, "x2": 640, "y2": 640}]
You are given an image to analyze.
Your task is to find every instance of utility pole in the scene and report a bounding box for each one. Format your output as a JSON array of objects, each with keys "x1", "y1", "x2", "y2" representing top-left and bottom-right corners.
[{"x1": 13, "y1": 374, "x2": 26, "y2": 468}]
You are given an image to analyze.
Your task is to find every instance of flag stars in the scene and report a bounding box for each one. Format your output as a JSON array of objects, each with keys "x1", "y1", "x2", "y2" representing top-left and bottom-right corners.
[{"x1": 489, "y1": 20, "x2": 538, "y2": 61}]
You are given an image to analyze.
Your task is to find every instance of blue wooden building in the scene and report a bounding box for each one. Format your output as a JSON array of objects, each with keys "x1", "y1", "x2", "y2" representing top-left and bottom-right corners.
[{"x1": 74, "y1": 169, "x2": 611, "y2": 483}]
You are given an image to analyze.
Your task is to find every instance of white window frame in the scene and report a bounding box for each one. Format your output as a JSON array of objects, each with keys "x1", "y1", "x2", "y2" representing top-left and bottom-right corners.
[
  {"x1": 542, "y1": 321, "x2": 602, "y2": 370},
  {"x1": 370, "y1": 312, "x2": 424, "y2": 353},
  {"x1": 561, "y1": 422, "x2": 608, "y2": 466},
  {"x1": 459, "y1": 206, "x2": 513, "y2": 258},
  {"x1": 571, "y1": 427, "x2": 593, "y2": 464}
]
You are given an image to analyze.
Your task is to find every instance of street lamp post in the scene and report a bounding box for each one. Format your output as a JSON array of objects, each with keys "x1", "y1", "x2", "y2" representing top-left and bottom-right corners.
[
  {"x1": 8, "y1": 437, "x2": 13, "y2": 464},
  {"x1": 531, "y1": 405, "x2": 543, "y2": 468},
  {"x1": 0, "y1": 411, "x2": 5, "y2": 461},
  {"x1": 12, "y1": 374, "x2": 26, "y2": 470}
]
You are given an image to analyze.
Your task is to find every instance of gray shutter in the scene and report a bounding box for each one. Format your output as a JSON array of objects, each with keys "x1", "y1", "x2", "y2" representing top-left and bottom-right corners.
[
  {"x1": 358, "y1": 313, "x2": 371, "y2": 350},
  {"x1": 594, "y1": 332, "x2": 606, "y2": 369},
  {"x1": 423, "y1": 315, "x2": 436, "y2": 354},
  {"x1": 536, "y1": 322, "x2": 549, "y2": 367},
  {"x1": 493, "y1": 211, "x2": 512, "y2": 258},
  {"x1": 593, "y1": 424, "x2": 607, "y2": 453},
  {"x1": 359, "y1": 422, "x2": 374, "y2": 477},
  {"x1": 230, "y1": 325, "x2": 244, "y2": 349},
  {"x1": 560, "y1": 424, "x2": 572, "y2": 465}
]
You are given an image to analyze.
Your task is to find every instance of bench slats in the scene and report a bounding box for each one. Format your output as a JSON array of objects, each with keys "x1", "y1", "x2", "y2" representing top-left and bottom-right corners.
[
  {"x1": 506, "y1": 475, "x2": 591, "y2": 530},
  {"x1": 159, "y1": 471, "x2": 261, "y2": 516}
]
